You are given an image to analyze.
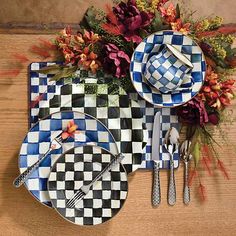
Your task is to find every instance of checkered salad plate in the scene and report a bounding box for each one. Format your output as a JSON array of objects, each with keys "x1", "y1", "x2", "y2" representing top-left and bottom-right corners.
[
  {"x1": 48, "y1": 145, "x2": 128, "y2": 226},
  {"x1": 130, "y1": 30, "x2": 206, "y2": 107},
  {"x1": 18, "y1": 111, "x2": 118, "y2": 207}
]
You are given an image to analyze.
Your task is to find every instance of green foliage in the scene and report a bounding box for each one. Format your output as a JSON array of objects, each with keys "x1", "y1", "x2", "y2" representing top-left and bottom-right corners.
[
  {"x1": 192, "y1": 142, "x2": 201, "y2": 166},
  {"x1": 150, "y1": 10, "x2": 170, "y2": 32},
  {"x1": 176, "y1": 4, "x2": 181, "y2": 19},
  {"x1": 34, "y1": 64, "x2": 77, "y2": 82}
]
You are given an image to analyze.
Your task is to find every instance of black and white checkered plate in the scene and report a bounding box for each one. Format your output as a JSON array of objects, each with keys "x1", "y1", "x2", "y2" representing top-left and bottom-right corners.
[
  {"x1": 48, "y1": 145, "x2": 128, "y2": 226},
  {"x1": 19, "y1": 111, "x2": 118, "y2": 207},
  {"x1": 38, "y1": 80, "x2": 148, "y2": 174}
]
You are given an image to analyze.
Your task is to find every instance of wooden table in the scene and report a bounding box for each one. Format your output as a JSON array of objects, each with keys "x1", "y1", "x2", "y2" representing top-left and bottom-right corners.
[{"x1": 0, "y1": 31, "x2": 236, "y2": 235}]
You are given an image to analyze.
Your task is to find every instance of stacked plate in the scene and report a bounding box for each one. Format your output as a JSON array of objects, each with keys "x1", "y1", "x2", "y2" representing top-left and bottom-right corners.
[{"x1": 17, "y1": 79, "x2": 148, "y2": 225}]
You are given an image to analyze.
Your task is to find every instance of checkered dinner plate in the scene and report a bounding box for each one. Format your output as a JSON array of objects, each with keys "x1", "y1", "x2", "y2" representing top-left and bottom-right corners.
[
  {"x1": 48, "y1": 145, "x2": 128, "y2": 226},
  {"x1": 38, "y1": 81, "x2": 148, "y2": 174},
  {"x1": 18, "y1": 111, "x2": 118, "y2": 207},
  {"x1": 130, "y1": 30, "x2": 206, "y2": 107}
]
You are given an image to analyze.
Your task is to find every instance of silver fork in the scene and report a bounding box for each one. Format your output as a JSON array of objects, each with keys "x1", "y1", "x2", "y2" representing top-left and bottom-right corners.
[
  {"x1": 13, "y1": 133, "x2": 64, "y2": 188},
  {"x1": 66, "y1": 153, "x2": 125, "y2": 208},
  {"x1": 180, "y1": 140, "x2": 192, "y2": 205}
]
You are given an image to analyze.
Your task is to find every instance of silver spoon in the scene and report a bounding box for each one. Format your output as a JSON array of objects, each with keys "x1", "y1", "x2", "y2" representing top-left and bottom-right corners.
[
  {"x1": 164, "y1": 127, "x2": 180, "y2": 206},
  {"x1": 180, "y1": 140, "x2": 192, "y2": 205}
]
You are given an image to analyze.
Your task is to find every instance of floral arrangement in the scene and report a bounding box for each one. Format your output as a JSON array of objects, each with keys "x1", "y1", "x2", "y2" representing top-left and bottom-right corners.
[{"x1": 7, "y1": 0, "x2": 236, "y2": 201}]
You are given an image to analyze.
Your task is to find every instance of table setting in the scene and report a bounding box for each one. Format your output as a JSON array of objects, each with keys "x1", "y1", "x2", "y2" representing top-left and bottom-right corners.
[{"x1": 9, "y1": 0, "x2": 236, "y2": 227}]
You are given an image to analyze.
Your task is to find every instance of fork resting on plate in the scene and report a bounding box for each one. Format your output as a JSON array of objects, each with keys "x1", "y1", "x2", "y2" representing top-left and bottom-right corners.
[
  {"x1": 66, "y1": 153, "x2": 125, "y2": 208},
  {"x1": 13, "y1": 133, "x2": 65, "y2": 188}
]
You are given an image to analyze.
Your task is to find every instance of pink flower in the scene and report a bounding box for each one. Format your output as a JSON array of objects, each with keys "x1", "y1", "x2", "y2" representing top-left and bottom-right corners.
[{"x1": 103, "y1": 43, "x2": 131, "y2": 78}]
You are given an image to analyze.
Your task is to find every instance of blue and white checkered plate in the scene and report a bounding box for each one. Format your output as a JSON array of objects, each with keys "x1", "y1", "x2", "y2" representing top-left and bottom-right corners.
[
  {"x1": 18, "y1": 111, "x2": 118, "y2": 207},
  {"x1": 130, "y1": 30, "x2": 206, "y2": 107}
]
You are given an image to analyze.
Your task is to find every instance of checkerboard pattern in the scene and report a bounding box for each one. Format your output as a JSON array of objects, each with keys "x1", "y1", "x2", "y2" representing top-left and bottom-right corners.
[
  {"x1": 37, "y1": 82, "x2": 147, "y2": 174},
  {"x1": 145, "y1": 47, "x2": 192, "y2": 93},
  {"x1": 19, "y1": 111, "x2": 118, "y2": 207},
  {"x1": 129, "y1": 93, "x2": 179, "y2": 169},
  {"x1": 130, "y1": 30, "x2": 206, "y2": 107},
  {"x1": 29, "y1": 62, "x2": 99, "y2": 126},
  {"x1": 29, "y1": 62, "x2": 179, "y2": 170},
  {"x1": 48, "y1": 145, "x2": 128, "y2": 226}
]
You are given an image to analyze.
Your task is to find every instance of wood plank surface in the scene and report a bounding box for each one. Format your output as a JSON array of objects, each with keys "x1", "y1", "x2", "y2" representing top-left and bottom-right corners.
[{"x1": 0, "y1": 28, "x2": 236, "y2": 236}]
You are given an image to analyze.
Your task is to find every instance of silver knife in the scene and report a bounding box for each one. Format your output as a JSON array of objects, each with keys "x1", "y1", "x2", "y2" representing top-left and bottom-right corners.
[{"x1": 151, "y1": 111, "x2": 161, "y2": 207}]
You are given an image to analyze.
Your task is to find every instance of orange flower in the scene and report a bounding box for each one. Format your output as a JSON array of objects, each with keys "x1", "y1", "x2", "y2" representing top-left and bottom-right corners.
[
  {"x1": 171, "y1": 19, "x2": 191, "y2": 35},
  {"x1": 211, "y1": 98, "x2": 222, "y2": 109},
  {"x1": 160, "y1": 3, "x2": 176, "y2": 23},
  {"x1": 206, "y1": 66, "x2": 218, "y2": 81},
  {"x1": 79, "y1": 50, "x2": 101, "y2": 73},
  {"x1": 55, "y1": 28, "x2": 101, "y2": 73},
  {"x1": 83, "y1": 30, "x2": 100, "y2": 43},
  {"x1": 61, "y1": 120, "x2": 78, "y2": 140},
  {"x1": 60, "y1": 27, "x2": 72, "y2": 37},
  {"x1": 90, "y1": 60, "x2": 101, "y2": 74}
]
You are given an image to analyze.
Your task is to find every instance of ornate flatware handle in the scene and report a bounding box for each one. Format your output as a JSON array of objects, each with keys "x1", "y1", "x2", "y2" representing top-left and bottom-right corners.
[
  {"x1": 152, "y1": 161, "x2": 161, "y2": 207},
  {"x1": 13, "y1": 148, "x2": 52, "y2": 188},
  {"x1": 168, "y1": 156, "x2": 176, "y2": 206},
  {"x1": 184, "y1": 162, "x2": 190, "y2": 205},
  {"x1": 13, "y1": 159, "x2": 41, "y2": 188}
]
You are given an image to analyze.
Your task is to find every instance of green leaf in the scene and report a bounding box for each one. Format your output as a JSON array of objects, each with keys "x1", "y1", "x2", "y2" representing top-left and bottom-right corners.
[
  {"x1": 139, "y1": 29, "x2": 148, "y2": 39},
  {"x1": 193, "y1": 142, "x2": 201, "y2": 166},
  {"x1": 34, "y1": 64, "x2": 62, "y2": 75},
  {"x1": 49, "y1": 66, "x2": 77, "y2": 82},
  {"x1": 216, "y1": 59, "x2": 228, "y2": 68},
  {"x1": 176, "y1": 4, "x2": 181, "y2": 19},
  {"x1": 151, "y1": 10, "x2": 170, "y2": 32}
]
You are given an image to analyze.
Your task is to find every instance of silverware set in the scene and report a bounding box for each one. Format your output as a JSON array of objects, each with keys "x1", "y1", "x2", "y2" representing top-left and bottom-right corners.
[
  {"x1": 14, "y1": 109, "x2": 192, "y2": 207},
  {"x1": 151, "y1": 113, "x2": 192, "y2": 206}
]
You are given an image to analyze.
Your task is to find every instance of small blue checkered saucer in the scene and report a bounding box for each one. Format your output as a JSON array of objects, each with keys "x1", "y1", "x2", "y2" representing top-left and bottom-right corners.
[{"x1": 130, "y1": 30, "x2": 206, "y2": 107}]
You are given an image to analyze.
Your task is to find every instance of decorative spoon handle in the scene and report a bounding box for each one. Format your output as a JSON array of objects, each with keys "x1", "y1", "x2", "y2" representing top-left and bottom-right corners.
[
  {"x1": 183, "y1": 161, "x2": 190, "y2": 205},
  {"x1": 152, "y1": 161, "x2": 161, "y2": 207},
  {"x1": 168, "y1": 154, "x2": 176, "y2": 206}
]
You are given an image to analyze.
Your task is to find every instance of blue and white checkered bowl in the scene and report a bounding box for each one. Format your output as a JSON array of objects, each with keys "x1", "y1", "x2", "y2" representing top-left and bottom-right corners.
[
  {"x1": 130, "y1": 30, "x2": 206, "y2": 107},
  {"x1": 144, "y1": 44, "x2": 194, "y2": 93}
]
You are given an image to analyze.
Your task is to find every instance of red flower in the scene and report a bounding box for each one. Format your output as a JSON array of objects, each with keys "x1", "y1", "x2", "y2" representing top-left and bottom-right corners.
[
  {"x1": 176, "y1": 97, "x2": 209, "y2": 126},
  {"x1": 208, "y1": 112, "x2": 220, "y2": 125},
  {"x1": 104, "y1": 0, "x2": 154, "y2": 43}
]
